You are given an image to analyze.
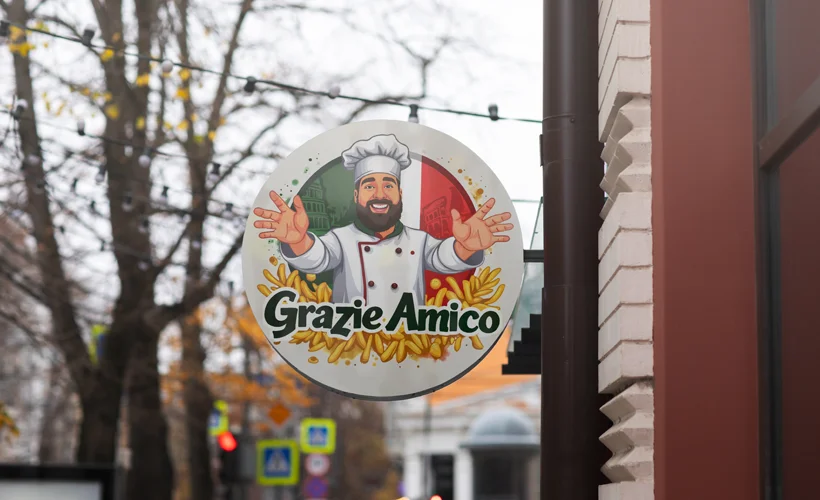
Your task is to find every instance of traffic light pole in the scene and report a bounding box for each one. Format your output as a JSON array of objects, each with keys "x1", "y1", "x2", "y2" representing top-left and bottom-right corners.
[{"x1": 540, "y1": 0, "x2": 607, "y2": 499}]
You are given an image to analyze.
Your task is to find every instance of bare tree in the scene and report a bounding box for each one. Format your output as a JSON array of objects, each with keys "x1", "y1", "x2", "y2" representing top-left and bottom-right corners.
[{"x1": 0, "y1": 0, "x2": 470, "y2": 498}]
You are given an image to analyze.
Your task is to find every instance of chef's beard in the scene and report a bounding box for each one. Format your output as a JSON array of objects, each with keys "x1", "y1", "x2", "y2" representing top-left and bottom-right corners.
[{"x1": 356, "y1": 198, "x2": 403, "y2": 233}]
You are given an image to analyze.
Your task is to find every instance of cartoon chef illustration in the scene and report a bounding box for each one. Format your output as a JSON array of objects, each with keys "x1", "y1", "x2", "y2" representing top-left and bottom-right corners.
[{"x1": 252, "y1": 134, "x2": 514, "y2": 314}]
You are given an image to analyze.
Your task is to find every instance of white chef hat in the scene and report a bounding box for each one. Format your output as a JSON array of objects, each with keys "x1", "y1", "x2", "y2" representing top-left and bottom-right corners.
[{"x1": 342, "y1": 134, "x2": 412, "y2": 185}]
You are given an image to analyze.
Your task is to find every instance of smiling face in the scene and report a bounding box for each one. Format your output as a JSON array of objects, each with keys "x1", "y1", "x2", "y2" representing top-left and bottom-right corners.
[{"x1": 354, "y1": 174, "x2": 403, "y2": 232}]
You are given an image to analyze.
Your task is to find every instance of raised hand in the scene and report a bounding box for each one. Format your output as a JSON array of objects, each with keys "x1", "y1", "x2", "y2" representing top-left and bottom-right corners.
[
  {"x1": 253, "y1": 191, "x2": 310, "y2": 245},
  {"x1": 451, "y1": 198, "x2": 513, "y2": 257}
]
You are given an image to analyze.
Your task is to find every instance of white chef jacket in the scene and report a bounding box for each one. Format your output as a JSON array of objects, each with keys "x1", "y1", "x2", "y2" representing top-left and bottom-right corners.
[{"x1": 280, "y1": 220, "x2": 483, "y2": 313}]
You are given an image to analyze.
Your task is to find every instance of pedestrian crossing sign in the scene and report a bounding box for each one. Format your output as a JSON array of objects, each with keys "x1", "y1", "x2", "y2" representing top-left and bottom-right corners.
[
  {"x1": 208, "y1": 400, "x2": 228, "y2": 436},
  {"x1": 256, "y1": 439, "x2": 299, "y2": 486},
  {"x1": 299, "y1": 418, "x2": 336, "y2": 454}
]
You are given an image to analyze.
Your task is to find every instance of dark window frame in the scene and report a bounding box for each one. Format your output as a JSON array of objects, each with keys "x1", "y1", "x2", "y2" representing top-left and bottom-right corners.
[{"x1": 753, "y1": 0, "x2": 820, "y2": 499}]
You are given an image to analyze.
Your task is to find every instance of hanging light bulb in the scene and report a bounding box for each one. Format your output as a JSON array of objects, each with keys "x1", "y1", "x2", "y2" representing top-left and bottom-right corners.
[
  {"x1": 13, "y1": 99, "x2": 28, "y2": 119},
  {"x1": 488, "y1": 103, "x2": 499, "y2": 121},
  {"x1": 77, "y1": 118, "x2": 86, "y2": 136},
  {"x1": 243, "y1": 77, "x2": 257, "y2": 94},
  {"x1": 24, "y1": 154, "x2": 41, "y2": 169},
  {"x1": 122, "y1": 191, "x2": 134, "y2": 212},
  {"x1": 160, "y1": 185, "x2": 169, "y2": 202},
  {"x1": 328, "y1": 85, "x2": 341, "y2": 99},
  {"x1": 138, "y1": 149, "x2": 151, "y2": 168},
  {"x1": 81, "y1": 25, "x2": 96, "y2": 46},
  {"x1": 95, "y1": 164, "x2": 106, "y2": 184},
  {"x1": 408, "y1": 104, "x2": 419, "y2": 123},
  {"x1": 138, "y1": 216, "x2": 150, "y2": 234},
  {"x1": 161, "y1": 60, "x2": 175, "y2": 74},
  {"x1": 209, "y1": 162, "x2": 221, "y2": 181}
]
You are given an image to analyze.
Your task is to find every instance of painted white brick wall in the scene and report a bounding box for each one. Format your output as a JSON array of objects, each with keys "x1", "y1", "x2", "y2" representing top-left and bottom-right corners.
[{"x1": 597, "y1": 0, "x2": 654, "y2": 497}]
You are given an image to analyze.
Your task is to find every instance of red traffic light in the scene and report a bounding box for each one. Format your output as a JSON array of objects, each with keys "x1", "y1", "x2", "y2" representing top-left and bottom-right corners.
[{"x1": 218, "y1": 431, "x2": 237, "y2": 452}]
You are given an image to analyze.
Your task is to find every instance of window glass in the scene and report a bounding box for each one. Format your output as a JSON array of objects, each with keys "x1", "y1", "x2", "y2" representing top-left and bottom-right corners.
[
  {"x1": 765, "y1": 0, "x2": 820, "y2": 130},
  {"x1": 773, "y1": 126, "x2": 820, "y2": 498}
]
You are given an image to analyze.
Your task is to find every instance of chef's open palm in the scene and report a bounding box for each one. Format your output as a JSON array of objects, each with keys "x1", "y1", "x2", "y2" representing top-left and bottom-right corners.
[
  {"x1": 451, "y1": 198, "x2": 513, "y2": 252},
  {"x1": 253, "y1": 191, "x2": 310, "y2": 244}
]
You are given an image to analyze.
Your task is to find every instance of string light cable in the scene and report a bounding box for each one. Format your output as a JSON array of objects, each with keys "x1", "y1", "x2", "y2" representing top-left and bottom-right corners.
[
  {"x1": 0, "y1": 19, "x2": 540, "y2": 124},
  {"x1": 0, "y1": 108, "x2": 275, "y2": 214}
]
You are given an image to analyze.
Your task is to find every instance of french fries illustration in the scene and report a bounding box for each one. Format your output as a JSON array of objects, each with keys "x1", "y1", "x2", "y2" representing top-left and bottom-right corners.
[{"x1": 259, "y1": 261, "x2": 503, "y2": 364}]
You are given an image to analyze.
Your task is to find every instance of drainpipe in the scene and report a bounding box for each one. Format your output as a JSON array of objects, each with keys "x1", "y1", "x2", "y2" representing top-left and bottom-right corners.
[{"x1": 540, "y1": 0, "x2": 607, "y2": 499}]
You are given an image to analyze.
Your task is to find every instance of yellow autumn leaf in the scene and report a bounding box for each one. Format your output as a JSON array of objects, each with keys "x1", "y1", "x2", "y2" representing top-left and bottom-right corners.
[
  {"x1": 103, "y1": 92, "x2": 112, "y2": 102},
  {"x1": 135, "y1": 74, "x2": 151, "y2": 87},
  {"x1": 219, "y1": 117, "x2": 227, "y2": 126},
  {"x1": 9, "y1": 43, "x2": 35, "y2": 57},
  {"x1": 43, "y1": 42, "x2": 49, "y2": 48},
  {"x1": 208, "y1": 130, "x2": 216, "y2": 141},
  {"x1": 194, "y1": 135, "x2": 205, "y2": 144},
  {"x1": 175, "y1": 88, "x2": 190, "y2": 100},
  {"x1": 113, "y1": 32, "x2": 122, "y2": 43},
  {"x1": 0, "y1": 402, "x2": 19, "y2": 440},
  {"x1": 179, "y1": 68, "x2": 191, "y2": 81},
  {"x1": 163, "y1": 121, "x2": 173, "y2": 130},
  {"x1": 35, "y1": 21, "x2": 47, "y2": 32},
  {"x1": 9, "y1": 26, "x2": 24, "y2": 42},
  {"x1": 104, "y1": 104, "x2": 120, "y2": 120},
  {"x1": 100, "y1": 49, "x2": 115, "y2": 62},
  {"x1": 55, "y1": 102, "x2": 66, "y2": 117},
  {"x1": 80, "y1": 87, "x2": 91, "y2": 96},
  {"x1": 190, "y1": 113, "x2": 198, "y2": 122},
  {"x1": 177, "y1": 120, "x2": 189, "y2": 131},
  {"x1": 136, "y1": 117, "x2": 146, "y2": 130}
]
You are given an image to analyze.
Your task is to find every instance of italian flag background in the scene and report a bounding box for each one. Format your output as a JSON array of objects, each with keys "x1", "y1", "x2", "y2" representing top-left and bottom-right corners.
[{"x1": 296, "y1": 154, "x2": 477, "y2": 300}]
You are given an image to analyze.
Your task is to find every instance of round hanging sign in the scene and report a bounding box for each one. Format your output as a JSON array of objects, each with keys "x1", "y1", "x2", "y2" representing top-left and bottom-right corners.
[{"x1": 242, "y1": 120, "x2": 524, "y2": 400}]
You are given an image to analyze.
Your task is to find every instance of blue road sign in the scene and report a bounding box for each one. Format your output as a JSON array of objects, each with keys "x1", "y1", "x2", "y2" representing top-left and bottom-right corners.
[
  {"x1": 208, "y1": 400, "x2": 228, "y2": 436},
  {"x1": 256, "y1": 439, "x2": 299, "y2": 486},
  {"x1": 299, "y1": 418, "x2": 336, "y2": 454},
  {"x1": 208, "y1": 410, "x2": 220, "y2": 428},
  {"x1": 303, "y1": 476, "x2": 329, "y2": 498}
]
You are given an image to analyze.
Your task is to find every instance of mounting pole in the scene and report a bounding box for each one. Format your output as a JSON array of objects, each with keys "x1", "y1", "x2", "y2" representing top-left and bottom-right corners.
[{"x1": 540, "y1": 0, "x2": 607, "y2": 498}]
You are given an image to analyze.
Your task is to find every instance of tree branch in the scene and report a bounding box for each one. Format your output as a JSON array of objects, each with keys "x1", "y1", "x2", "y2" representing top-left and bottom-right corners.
[
  {"x1": 208, "y1": 110, "x2": 290, "y2": 193},
  {"x1": 6, "y1": 0, "x2": 93, "y2": 395},
  {"x1": 145, "y1": 231, "x2": 243, "y2": 331},
  {"x1": 206, "y1": 0, "x2": 254, "y2": 147}
]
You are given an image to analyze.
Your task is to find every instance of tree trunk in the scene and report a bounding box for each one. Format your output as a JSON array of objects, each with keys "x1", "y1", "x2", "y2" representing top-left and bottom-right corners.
[
  {"x1": 75, "y1": 375, "x2": 124, "y2": 464},
  {"x1": 126, "y1": 327, "x2": 174, "y2": 500},
  {"x1": 181, "y1": 319, "x2": 214, "y2": 500},
  {"x1": 38, "y1": 364, "x2": 73, "y2": 463}
]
